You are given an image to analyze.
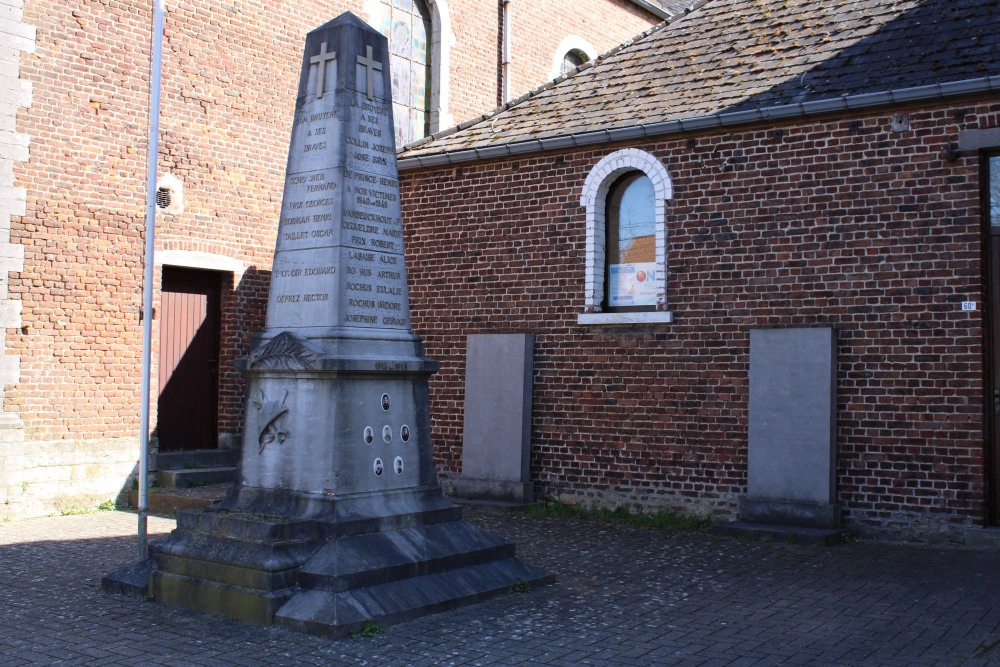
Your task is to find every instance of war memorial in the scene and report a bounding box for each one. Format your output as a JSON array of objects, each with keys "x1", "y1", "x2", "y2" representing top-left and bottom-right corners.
[{"x1": 104, "y1": 14, "x2": 550, "y2": 637}]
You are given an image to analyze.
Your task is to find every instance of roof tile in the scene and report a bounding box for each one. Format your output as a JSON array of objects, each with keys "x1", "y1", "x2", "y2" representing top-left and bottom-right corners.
[{"x1": 402, "y1": 0, "x2": 1000, "y2": 160}]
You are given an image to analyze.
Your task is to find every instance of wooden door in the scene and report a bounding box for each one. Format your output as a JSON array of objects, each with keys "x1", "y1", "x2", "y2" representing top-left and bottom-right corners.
[{"x1": 157, "y1": 267, "x2": 222, "y2": 451}]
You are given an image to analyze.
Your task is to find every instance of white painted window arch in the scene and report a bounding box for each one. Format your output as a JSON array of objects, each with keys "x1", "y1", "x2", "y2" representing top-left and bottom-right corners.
[
  {"x1": 550, "y1": 35, "x2": 598, "y2": 80},
  {"x1": 579, "y1": 148, "x2": 673, "y2": 325}
]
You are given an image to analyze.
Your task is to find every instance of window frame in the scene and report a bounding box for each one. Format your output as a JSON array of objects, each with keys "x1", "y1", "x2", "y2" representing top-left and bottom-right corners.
[
  {"x1": 579, "y1": 148, "x2": 673, "y2": 325},
  {"x1": 549, "y1": 36, "x2": 598, "y2": 80},
  {"x1": 603, "y1": 171, "x2": 658, "y2": 313},
  {"x1": 369, "y1": 0, "x2": 453, "y2": 143}
]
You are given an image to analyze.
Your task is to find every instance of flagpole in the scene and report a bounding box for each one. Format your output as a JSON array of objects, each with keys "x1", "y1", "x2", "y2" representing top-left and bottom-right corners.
[{"x1": 138, "y1": 0, "x2": 165, "y2": 561}]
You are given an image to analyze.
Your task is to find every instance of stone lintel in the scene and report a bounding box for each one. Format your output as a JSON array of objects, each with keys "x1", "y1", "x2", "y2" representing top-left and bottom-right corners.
[{"x1": 958, "y1": 127, "x2": 1000, "y2": 152}]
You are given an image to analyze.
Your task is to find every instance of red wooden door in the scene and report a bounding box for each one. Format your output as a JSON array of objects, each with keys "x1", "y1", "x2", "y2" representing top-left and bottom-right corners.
[{"x1": 157, "y1": 267, "x2": 222, "y2": 451}]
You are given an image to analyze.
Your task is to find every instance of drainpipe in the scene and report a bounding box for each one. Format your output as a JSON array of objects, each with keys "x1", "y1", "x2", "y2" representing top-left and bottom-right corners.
[
  {"x1": 502, "y1": 0, "x2": 512, "y2": 104},
  {"x1": 138, "y1": 0, "x2": 165, "y2": 561}
]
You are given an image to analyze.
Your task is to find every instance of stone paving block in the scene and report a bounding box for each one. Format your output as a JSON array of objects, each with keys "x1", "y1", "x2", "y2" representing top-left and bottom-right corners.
[{"x1": 3, "y1": 510, "x2": 1000, "y2": 665}]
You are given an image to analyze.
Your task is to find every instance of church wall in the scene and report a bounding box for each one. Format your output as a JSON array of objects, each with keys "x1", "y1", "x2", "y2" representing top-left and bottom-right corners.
[
  {"x1": 6, "y1": 0, "x2": 657, "y2": 518},
  {"x1": 400, "y1": 99, "x2": 996, "y2": 541},
  {"x1": 508, "y1": 0, "x2": 662, "y2": 94},
  {"x1": 440, "y1": 0, "x2": 662, "y2": 123}
]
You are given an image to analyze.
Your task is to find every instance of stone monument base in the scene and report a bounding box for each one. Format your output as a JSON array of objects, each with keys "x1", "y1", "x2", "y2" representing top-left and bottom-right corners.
[
  {"x1": 102, "y1": 13, "x2": 554, "y2": 636},
  {"x1": 105, "y1": 486, "x2": 552, "y2": 637}
]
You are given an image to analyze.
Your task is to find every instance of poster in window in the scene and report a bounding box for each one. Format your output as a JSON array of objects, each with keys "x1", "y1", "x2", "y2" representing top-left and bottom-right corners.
[{"x1": 608, "y1": 262, "x2": 657, "y2": 307}]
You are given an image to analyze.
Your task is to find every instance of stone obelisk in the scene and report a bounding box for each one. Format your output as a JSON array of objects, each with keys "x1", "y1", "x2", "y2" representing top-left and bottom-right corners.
[
  {"x1": 229, "y1": 11, "x2": 438, "y2": 511},
  {"x1": 128, "y1": 14, "x2": 550, "y2": 637}
]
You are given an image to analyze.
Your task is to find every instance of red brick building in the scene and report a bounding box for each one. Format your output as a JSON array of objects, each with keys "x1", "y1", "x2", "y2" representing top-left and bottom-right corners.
[
  {"x1": 2, "y1": 0, "x2": 667, "y2": 518},
  {"x1": 398, "y1": 0, "x2": 1000, "y2": 541}
]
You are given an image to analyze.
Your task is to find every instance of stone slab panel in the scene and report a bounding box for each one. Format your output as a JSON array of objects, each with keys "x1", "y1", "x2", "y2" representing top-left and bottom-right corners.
[
  {"x1": 461, "y1": 334, "x2": 534, "y2": 486},
  {"x1": 748, "y1": 327, "x2": 836, "y2": 505}
]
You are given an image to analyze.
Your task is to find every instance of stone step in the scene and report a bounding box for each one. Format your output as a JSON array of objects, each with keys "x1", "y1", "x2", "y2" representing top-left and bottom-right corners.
[
  {"x1": 151, "y1": 569, "x2": 297, "y2": 626},
  {"x1": 275, "y1": 557, "x2": 554, "y2": 638},
  {"x1": 159, "y1": 466, "x2": 238, "y2": 489},
  {"x1": 298, "y1": 521, "x2": 516, "y2": 592},
  {"x1": 155, "y1": 448, "x2": 240, "y2": 471},
  {"x1": 127, "y1": 484, "x2": 231, "y2": 516}
]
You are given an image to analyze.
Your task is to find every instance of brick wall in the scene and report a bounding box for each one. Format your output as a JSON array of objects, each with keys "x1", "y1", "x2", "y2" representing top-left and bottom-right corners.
[
  {"x1": 442, "y1": 0, "x2": 659, "y2": 124},
  {"x1": 0, "y1": 0, "x2": 31, "y2": 512},
  {"x1": 400, "y1": 100, "x2": 995, "y2": 540},
  {"x1": 7, "y1": 0, "x2": 654, "y2": 518},
  {"x1": 508, "y1": 0, "x2": 660, "y2": 95}
]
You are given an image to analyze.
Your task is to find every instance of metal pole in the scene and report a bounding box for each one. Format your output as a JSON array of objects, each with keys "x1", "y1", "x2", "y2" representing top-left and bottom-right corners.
[
  {"x1": 502, "y1": 0, "x2": 512, "y2": 104},
  {"x1": 138, "y1": 0, "x2": 165, "y2": 561}
]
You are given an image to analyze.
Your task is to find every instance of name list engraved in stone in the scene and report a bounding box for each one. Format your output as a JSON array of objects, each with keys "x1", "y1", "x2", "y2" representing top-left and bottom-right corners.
[
  {"x1": 345, "y1": 98, "x2": 395, "y2": 176},
  {"x1": 276, "y1": 168, "x2": 343, "y2": 251},
  {"x1": 289, "y1": 111, "x2": 342, "y2": 174},
  {"x1": 266, "y1": 34, "x2": 411, "y2": 334},
  {"x1": 266, "y1": 240, "x2": 344, "y2": 329}
]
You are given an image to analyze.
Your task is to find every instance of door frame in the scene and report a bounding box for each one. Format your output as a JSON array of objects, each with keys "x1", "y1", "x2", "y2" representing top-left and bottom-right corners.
[{"x1": 983, "y1": 150, "x2": 1000, "y2": 524}]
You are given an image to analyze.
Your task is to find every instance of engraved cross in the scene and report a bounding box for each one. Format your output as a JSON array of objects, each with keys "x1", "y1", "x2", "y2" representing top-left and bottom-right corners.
[
  {"x1": 356, "y1": 45, "x2": 383, "y2": 101},
  {"x1": 309, "y1": 41, "x2": 337, "y2": 99}
]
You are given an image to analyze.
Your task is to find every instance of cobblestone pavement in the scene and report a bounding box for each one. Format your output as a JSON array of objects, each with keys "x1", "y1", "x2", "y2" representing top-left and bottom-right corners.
[{"x1": 2, "y1": 509, "x2": 1000, "y2": 666}]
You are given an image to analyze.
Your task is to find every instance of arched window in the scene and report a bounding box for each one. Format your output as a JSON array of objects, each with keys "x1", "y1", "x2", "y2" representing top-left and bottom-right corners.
[
  {"x1": 605, "y1": 172, "x2": 656, "y2": 311},
  {"x1": 374, "y1": 0, "x2": 432, "y2": 147},
  {"x1": 560, "y1": 48, "x2": 589, "y2": 76},
  {"x1": 550, "y1": 36, "x2": 598, "y2": 80},
  {"x1": 579, "y1": 149, "x2": 673, "y2": 325}
]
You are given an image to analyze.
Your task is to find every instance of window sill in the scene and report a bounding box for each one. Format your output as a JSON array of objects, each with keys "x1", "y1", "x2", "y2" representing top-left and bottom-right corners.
[{"x1": 577, "y1": 311, "x2": 673, "y2": 325}]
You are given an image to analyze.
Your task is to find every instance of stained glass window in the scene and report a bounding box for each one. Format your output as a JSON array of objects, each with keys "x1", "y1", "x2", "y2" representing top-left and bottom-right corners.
[{"x1": 375, "y1": 0, "x2": 432, "y2": 148}]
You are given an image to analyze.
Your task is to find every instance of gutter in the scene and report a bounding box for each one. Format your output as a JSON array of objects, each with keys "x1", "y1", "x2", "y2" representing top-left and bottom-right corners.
[
  {"x1": 397, "y1": 74, "x2": 1000, "y2": 171},
  {"x1": 627, "y1": 0, "x2": 672, "y2": 19}
]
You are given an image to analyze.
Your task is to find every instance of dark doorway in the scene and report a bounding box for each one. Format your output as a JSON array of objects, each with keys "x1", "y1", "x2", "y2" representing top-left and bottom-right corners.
[
  {"x1": 157, "y1": 267, "x2": 222, "y2": 451},
  {"x1": 986, "y1": 153, "x2": 1000, "y2": 522}
]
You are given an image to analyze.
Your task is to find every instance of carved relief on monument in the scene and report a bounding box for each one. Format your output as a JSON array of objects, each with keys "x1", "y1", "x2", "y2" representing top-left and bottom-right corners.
[
  {"x1": 245, "y1": 331, "x2": 319, "y2": 370},
  {"x1": 252, "y1": 390, "x2": 289, "y2": 453}
]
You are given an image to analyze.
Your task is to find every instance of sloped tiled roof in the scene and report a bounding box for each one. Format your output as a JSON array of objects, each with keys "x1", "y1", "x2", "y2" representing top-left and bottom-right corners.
[{"x1": 400, "y1": 0, "x2": 1000, "y2": 163}]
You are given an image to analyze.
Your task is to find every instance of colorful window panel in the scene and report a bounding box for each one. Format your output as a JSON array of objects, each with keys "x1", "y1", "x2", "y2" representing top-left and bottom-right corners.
[{"x1": 376, "y1": 0, "x2": 431, "y2": 147}]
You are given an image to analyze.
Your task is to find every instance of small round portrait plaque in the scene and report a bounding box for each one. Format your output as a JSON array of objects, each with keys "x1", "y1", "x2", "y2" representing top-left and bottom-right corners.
[
  {"x1": 381, "y1": 393, "x2": 391, "y2": 411},
  {"x1": 382, "y1": 425, "x2": 392, "y2": 444},
  {"x1": 363, "y1": 426, "x2": 374, "y2": 445},
  {"x1": 394, "y1": 456, "x2": 404, "y2": 475},
  {"x1": 400, "y1": 425, "x2": 410, "y2": 442},
  {"x1": 373, "y1": 458, "x2": 384, "y2": 477}
]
